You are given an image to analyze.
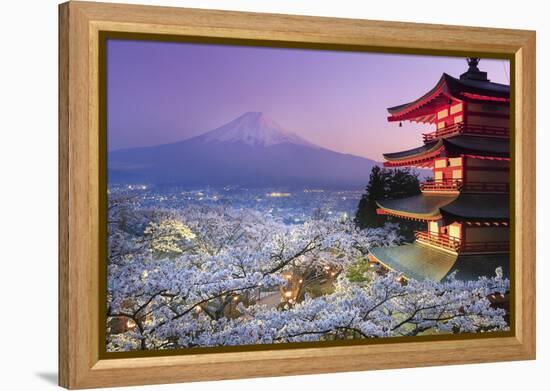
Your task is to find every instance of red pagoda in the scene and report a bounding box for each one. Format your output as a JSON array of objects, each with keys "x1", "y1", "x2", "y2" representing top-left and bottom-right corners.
[{"x1": 368, "y1": 58, "x2": 510, "y2": 282}]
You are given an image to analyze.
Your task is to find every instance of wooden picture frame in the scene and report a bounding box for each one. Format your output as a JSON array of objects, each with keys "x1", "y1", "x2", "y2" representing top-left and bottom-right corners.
[{"x1": 59, "y1": 1, "x2": 536, "y2": 389}]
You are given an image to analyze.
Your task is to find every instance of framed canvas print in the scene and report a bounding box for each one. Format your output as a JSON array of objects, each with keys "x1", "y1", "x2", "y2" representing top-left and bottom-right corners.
[{"x1": 58, "y1": 1, "x2": 536, "y2": 389}]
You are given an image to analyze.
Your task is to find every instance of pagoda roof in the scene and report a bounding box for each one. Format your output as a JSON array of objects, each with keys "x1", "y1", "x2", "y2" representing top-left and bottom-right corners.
[
  {"x1": 440, "y1": 193, "x2": 510, "y2": 220},
  {"x1": 443, "y1": 135, "x2": 510, "y2": 158},
  {"x1": 383, "y1": 135, "x2": 509, "y2": 166},
  {"x1": 376, "y1": 193, "x2": 457, "y2": 221},
  {"x1": 383, "y1": 139, "x2": 442, "y2": 161},
  {"x1": 387, "y1": 73, "x2": 510, "y2": 123},
  {"x1": 369, "y1": 243, "x2": 509, "y2": 282}
]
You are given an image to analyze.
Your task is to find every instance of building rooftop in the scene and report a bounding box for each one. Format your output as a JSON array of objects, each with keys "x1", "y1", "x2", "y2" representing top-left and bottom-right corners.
[
  {"x1": 443, "y1": 135, "x2": 510, "y2": 158},
  {"x1": 440, "y1": 193, "x2": 510, "y2": 220},
  {"x1": 376, "y1": 193, "x2": 457, "y2": 220},
  {"x1": 383, "y1": 139, "x2": 442, "y2": 161},
  {"x1": 387, "y1": 73, "x2": 510, "y2": 123},
  {"x1": 369, "y1": 242, "x2": 509, "y2": 282},
  {"x1": 382, "y1": 135, "x2": 509, "y2": 166}
]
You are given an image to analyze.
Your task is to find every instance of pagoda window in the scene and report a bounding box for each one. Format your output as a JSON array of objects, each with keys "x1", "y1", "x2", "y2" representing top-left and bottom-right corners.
[
  {"x1": 450, "y1": 103, "x2": 463, "y2": 115},
  {"x1": 429, "y1": 221, "x2": 441, "y2": 235},
  {"x1": 437, "y1": 108, "x2": 449, "y2": 120},
  {"x1": 426, "y1": 157, "x2": 464, "y2": 191},
  {"x1": 434, "y1": 158, "x2": 447, "y2": 168},
  {"x1": 452, "y1": 169, "x2": 462, "y2": 180},
  {"x1": 448, "y1": 157, "x2": 462, "y2": 167},
  {"x1": 448, "y1": 222, "x2": 462, "y2": 239},
  {"x1": 454, "y1": 114, "x2": 463, "y2": 124}
]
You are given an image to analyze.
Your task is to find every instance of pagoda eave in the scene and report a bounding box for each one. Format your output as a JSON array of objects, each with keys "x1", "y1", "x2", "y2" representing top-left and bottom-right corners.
[
  {"x1": 376, "y1": 194, "x2": 457, "y2": 222},
  {"x1": 461, "y1": 154, "x2": 510, "y2": 162},
  {"x1": 383, "y1": 157, "x2": 436, "y2": 168},
  {"x1": 387, "y1": 75, "x2": 454, "y2": 123},
  {"x1": 460, "y1": 92, "x2": 510, "y2": 103},
  {"x1": 376, "y1": 207, "x2": 441, "y2": 221},
  {"x1": 383, "y1": 140, "x2": 443, "y2": 167},
  {"x1": 382, "y1": 135, "x2": 511, "y2": 167},
  {"x1": 464, "y1": 220, "x2": 509, "y2": 227},
  {"x1": 386, "y1": 73, "x2": 510, "y2": 123},
  {"x1": 369, "y1": 243, "x2": 509, "y2": 282},
  {"x1": 443, "y1": 135, "x2": 510, "y2": 158},
  {"x1": 439, "y1": 193, "x2": 510, "y2": 221}
]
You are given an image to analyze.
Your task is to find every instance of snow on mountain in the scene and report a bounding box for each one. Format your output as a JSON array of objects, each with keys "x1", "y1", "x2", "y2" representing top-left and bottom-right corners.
[{"x1": 196, "y1": 112, "x2": 315, "y2": 147}]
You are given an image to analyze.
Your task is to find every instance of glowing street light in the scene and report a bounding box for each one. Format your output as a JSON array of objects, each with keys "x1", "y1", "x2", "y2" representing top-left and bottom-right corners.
[{"x1": 395, "y1": 276, "x2": 406, "y2": 284}]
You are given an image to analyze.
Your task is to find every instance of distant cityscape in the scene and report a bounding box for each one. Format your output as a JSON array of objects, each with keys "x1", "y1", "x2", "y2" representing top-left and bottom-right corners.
[{"x1": 109, "y1": 184, "x2": 364, "y2": 225}]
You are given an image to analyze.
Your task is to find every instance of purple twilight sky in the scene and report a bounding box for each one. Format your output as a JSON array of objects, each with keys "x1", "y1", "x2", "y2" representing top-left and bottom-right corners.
[{"x1": 107, "y1": 39, "x2": 510, "y2": 160}]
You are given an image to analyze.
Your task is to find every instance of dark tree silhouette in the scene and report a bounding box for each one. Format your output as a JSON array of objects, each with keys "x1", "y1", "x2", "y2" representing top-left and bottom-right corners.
[{"x1": 355, "y1": 166, "x2": 423, "y2": 240}]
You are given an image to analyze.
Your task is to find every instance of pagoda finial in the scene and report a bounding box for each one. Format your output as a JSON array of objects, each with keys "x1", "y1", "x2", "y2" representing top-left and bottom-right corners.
[
  {"x1": 467, "y1": 57, "x2": 480, "y2": 71},
  {"x1": 460, "y1": 57, "x2": 489, "y2": 81}
]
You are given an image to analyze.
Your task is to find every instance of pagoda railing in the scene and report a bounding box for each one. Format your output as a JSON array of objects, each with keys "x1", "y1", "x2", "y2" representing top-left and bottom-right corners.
[
  {"x1": 422, "y1": 122, "x2": 509, "y2": 142},
  {"x1": 415, "y1": 231, "x2": 461, "y2": 252},
  {"x1": 420, "y1": 179, "x2": 463, "y2": 192},
  {"x1": 421, "y1": 180, "x2": 508, "y2": 193},
  {"x1": 416, "y1": 231, "x2": 509, "y2": 253},
  {"x1": 461, "y1": 181, "x2": 509, "y2": 193},
  {"x1": 420, "y1": 180, "x2": 508, "y2": 193}
]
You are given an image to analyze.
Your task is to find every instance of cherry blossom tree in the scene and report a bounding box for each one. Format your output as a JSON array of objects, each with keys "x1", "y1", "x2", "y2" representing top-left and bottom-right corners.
[
  {"x1": 106, "y1": 199, "x2": 509, "y2": 352},
  {"x1": 201, "y1": 271, "x2": 508, "y2": 346}
]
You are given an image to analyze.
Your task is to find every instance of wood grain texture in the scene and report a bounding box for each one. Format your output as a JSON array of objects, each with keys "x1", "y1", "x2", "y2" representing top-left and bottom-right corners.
[
  {"x1": 58, "y1": 1, "x2": 536, "y2": 388},
  {"x1": 58, "y1": 3, "x2": 70, "y2": 387}
]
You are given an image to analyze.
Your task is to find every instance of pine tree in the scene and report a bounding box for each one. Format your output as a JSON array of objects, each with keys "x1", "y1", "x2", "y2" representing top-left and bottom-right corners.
[
  {"x1": 355, "y1": 166, "x2": 422, "y2": 239},
  {"x1": 355, "y1": 166, "x2": 386, "y2": 228}
]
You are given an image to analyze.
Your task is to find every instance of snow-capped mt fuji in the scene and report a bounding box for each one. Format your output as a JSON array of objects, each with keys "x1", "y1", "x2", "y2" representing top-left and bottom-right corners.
[
  {"x1": 197, "y1": 112, "x2": 315, "y2": 148},
  {"x1": 109, "y1": 113, "x2": 378, "y2": 187}
]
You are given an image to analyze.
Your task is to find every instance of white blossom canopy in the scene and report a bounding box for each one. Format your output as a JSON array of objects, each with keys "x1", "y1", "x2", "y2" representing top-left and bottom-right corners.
[{"x1": 107, "y1": 201, "x2": 509, "y2": 352}]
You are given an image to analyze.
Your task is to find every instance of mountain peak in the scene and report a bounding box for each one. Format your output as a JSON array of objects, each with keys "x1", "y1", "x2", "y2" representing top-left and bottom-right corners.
[
  {"x1": 197, "y1": 112, "x2": 315, "y2": 147},
  {"x1": 109, "y1": 111, "x2": 379, "y2": 186},
  {"x1": 241, "y1": 111, "x2": 265, "y2": 118}
]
